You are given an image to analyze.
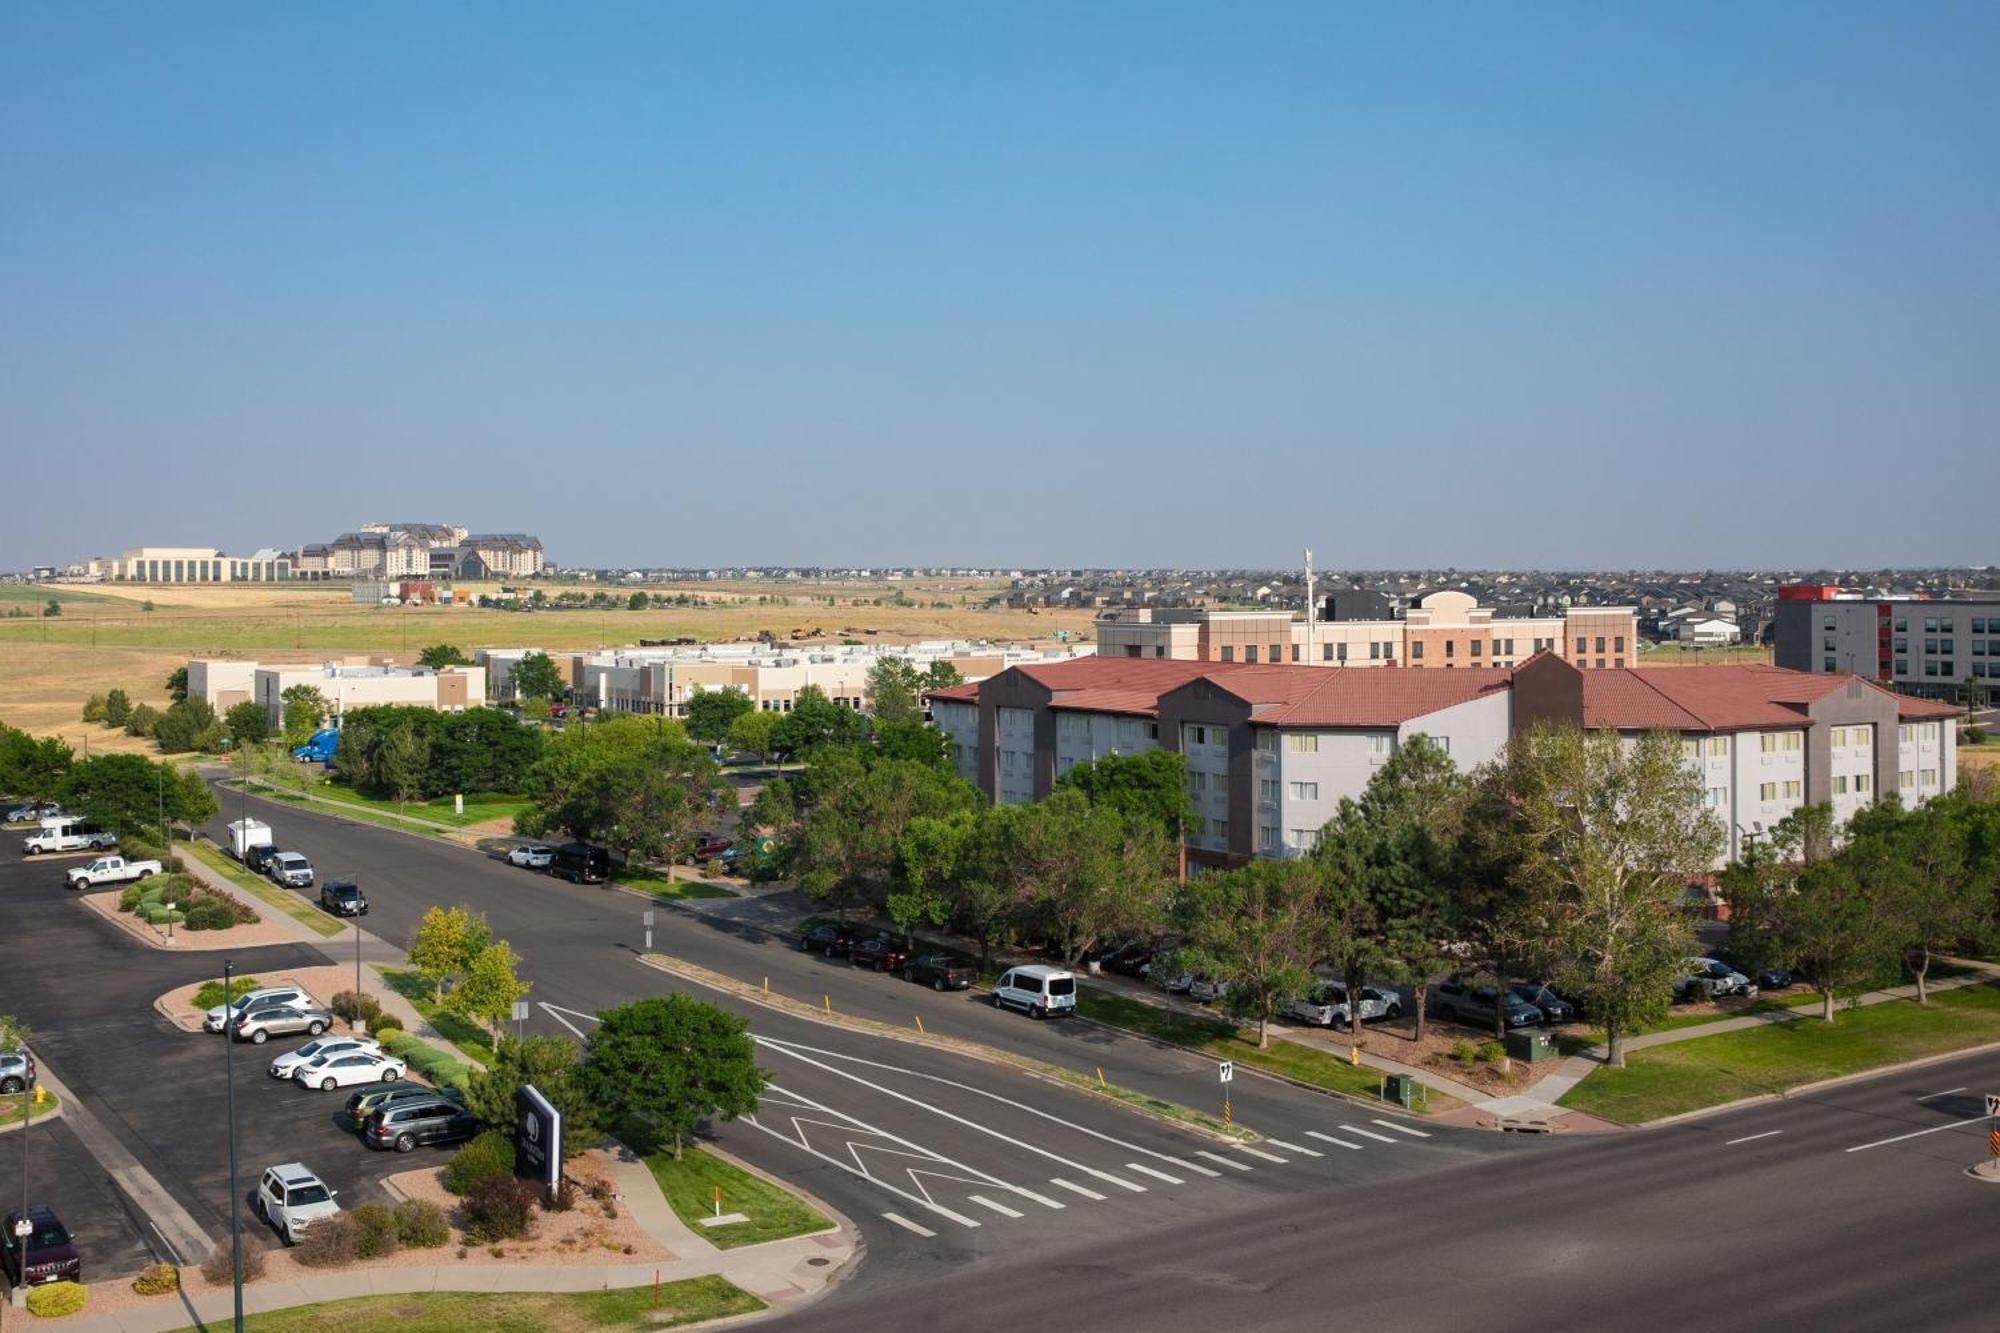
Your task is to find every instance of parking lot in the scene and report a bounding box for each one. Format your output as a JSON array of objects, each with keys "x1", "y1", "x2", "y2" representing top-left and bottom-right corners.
[{"x1": 0, "y1": 851, "x2": 440, "y2": 1277}]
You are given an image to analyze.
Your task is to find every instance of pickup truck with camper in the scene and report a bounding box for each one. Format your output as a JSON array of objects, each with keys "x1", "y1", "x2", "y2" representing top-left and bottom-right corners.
[
  {"x1": 23, "y1": 819, "x2": 117, "y2": 855},
  {"x1": 228, "y1": 819, "x2": 274, "y2": 862},
  {"x1": 65, "y1": 856, "x2": 163, "y2": 890},
  {"x1": 292, "y1": 728, "x2": 339, "y2": 763}
]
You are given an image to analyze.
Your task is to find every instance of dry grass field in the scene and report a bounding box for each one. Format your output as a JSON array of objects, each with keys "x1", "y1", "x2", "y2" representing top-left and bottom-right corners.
[{"x1": 0, "y1": 577, "x2": 1094, "y2": 745}]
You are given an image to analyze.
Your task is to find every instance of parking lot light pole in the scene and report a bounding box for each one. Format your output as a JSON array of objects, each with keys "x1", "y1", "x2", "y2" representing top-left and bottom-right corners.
[
  {"x1": 355, "y1": 920, "x2": 363, "y2": 1011},
  {"x1": 223, "y1": 958, "x2": 243, "y2": 1332},
  {"x1": 15, "y1": 1062, "x2": 30, "y2": 1309}
]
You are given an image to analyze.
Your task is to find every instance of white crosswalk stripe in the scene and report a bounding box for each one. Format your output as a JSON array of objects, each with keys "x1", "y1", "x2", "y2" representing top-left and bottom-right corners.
[
  {"x1": 1049, "y1": 1177, "x2": 1107, "y2": 1201},
  {"x1": 1262, "y1": 1138, "x2": 1324, "y2": 1158},
  {"x1": 1005, "y1": 1185, "x2": 1066, "y2": 1210},
  {"x1": 1233, "y1": 1145, "x2": 1289, "y2": 1164},
  {"x1": 882, "y1": 1212, "x2": 936, "y2": 1237},
  {"x1": 1306, "y1": 1130, "x2": 1364, "y2": 1150},
  {"x1": 1342, "y1": 1124, "x2": 1401, "y2": 1144},
  {"x1": 1124, "y1": 1163, "x2": 1185, "y2": 1185},
  {"x1": 1371, "y1": 1118, "x2": 1431, "y2": 1138},
  {"x1": 1091, "y1": 1170, "x2": 1147, "y2": 1193},
  {"x1": 1193, "y1": 1150, "x2": 1254, "y2": 1171},
  {"x1": 969, "y1": 1194, "x2": 1024, "y2": 1219},
  {"x1": 1175, "y1": 1158, "x2": 1223, "y2": 1177}
]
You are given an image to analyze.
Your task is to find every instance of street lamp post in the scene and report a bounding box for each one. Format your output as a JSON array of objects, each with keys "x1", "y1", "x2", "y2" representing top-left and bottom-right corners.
[
  {"x1": 14, "y1": 1061, "x2": 31, "y2": 1310},
  {"x1": 223, "y1": 958, "x2": 243, "y2": 1332}
]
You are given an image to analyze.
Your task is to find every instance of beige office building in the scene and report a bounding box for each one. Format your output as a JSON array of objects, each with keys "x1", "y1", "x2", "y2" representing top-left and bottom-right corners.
[{"x1": 89, "y1": 547, "x2": 292, "y2": 583}]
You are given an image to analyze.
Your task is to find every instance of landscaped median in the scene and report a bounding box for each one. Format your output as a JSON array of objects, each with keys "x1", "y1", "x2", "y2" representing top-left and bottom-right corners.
[
  {"x1": 616, "y1": 865, "x2": 736, "y2": 901},
  {"x1": 380, "y1": 967, "x2": 499, "y2": 1065},
  {"x1": 183, "y1": 837, "x2": 346, "y2": 939},
  {"x1": 1557, "y1": 980, "x2": 2000, "y2": 1124},
  {"x1": 620, "y1": 1115, "x2": 835, "y2": 1250},
  {"x1": 637, "y1": 952, "x2": 1252, "y2": 1142},
  {"x1": 168, "y1": 1280, "x2": 766, "y2": 1332},
  {"x1": 0, "y1": 1087, "x2": 60, "y2": 1129}
]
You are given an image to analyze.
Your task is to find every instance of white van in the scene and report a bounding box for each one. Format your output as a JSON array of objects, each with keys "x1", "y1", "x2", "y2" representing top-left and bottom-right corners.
[
  {"x1": 23, "y1": 820, "x2": 117, "y2": 855},
  {"x1": 991, "y1": 965, "x2": 1077, "y2": 1020}
]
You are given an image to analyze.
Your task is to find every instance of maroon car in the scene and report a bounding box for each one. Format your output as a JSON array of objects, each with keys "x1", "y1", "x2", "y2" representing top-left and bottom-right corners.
[
  {"x1": 2, "y1": 1206, "x2": 80, "y2": 1287},
  {"x1": 850, "y1": 936, "x2": 912, "y2": 972}
]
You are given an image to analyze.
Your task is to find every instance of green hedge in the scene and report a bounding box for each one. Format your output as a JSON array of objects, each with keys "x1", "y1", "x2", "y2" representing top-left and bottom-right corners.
[
  {"x1": 192, "y1": 977, "x2": 261, "y2": 1011},
  {"x1": 139, "y1": 904, "x2": 185, "y2": 925},
  {"x1": 379, "y1": 1031, "x2": 472, "y2": 1090}
]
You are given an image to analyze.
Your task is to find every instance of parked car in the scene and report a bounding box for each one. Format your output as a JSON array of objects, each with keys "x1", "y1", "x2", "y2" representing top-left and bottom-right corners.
[
  {"x1": 799, "y1": 923, "x2": 855, "y2": 957},
  {"x1": 318, "y1": 880, "x2": 368, "y2": 916},
  {"x1": 343, "y1": 1082, "x2": 465, "y2": 1129},
  {"x1": 233, "y1": 1002, "x2": 334, "y2": 1044},
  {"x1": 0, "y1": 1049, "x2": 34, "y2": 1094},
  {"x1": 551, "y1": 842, "x2": 609, "y2": 884},
  {"x1": 688, "y1": 833, "x2": 734, "y2": 863},
  {"x1": 1508, "y1": 983, "x2": 1577, "y2": 1024},
  {"x1": 901, "y1": 954, "x2": 977, "y2": 991},
  {"x1": 268, "y1": 1035, "x2": 380, "y2": 1081},
  {"x1": 1428, "y1": 979, "x2": 1545, "y2": 1030},
  {"x1": 362, "y1": 1095, "x2": 479, "y2": 1153},
  {"x1": 0, "y1": 1206, "x2": 80, "y2": 1286},
  {"x1": 205, "y1": 985, "x2": 315, "y2": 1033},
  {"x1": 991, "y1": 965, "x2": 1077, "y2": 1019},
  {"x1": 267, "y1": 852, "x2": 314, "y2": 888},
  {"x1": 506, "y1": 843, "x2": 553, "y2": 869},
  {"x1": 1102, "y1": 943, "x2": 1156, "y2": 978},
  {"x1": 2, "y1": 802, "x2": 61, "y2": 824},
  {"x1": 850, "y1": 936, "x2": 911, "y2": 972},
  {"x1": 245, "y1": 842, "x2": 285, "y2": 875},
  {"x1": 1283, "y1": 983, "x2": 1404, "y2": 1028},
  {"x1": 22, "y1": 820, "x2": 115, "y2": 855},
  {"x1": 64, "y1": 855, "x2": 161, "y2": 891},
  {"x1": 1189, "y1": 975, "x2": 1231, "y2": 1005},
  {"x1": 1675, "y1": 957, "x2": 1756, "y2": 1001},
  {"x1": 296, "y1": 1049, "x2": 405, "y2": 1091},
  {"x1": 1708, "y1": 950, "x2": 1794, "y2": 990},
  {"x1": 254, "y1": 1163, "x2": 340, "y2": 1245}
]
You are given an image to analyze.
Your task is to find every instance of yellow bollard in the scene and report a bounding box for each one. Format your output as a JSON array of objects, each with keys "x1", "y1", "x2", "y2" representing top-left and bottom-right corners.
[
  {"x1": 823, "y1": 995, "x2": 832, "y2": 1016},
  {"x1": 914, "y1": 1014, "x2": 925, "y2": 1034},
  {"x1": 762, "y1": 977, "x2": 769, "y2": 996},
  {"x1": 1349, "y1": 1044, "x2": 1360, "y2": 1067},
  {"x1": 1096, "y1": 1066, "x2": 1107, "y2": 1089},
  {"x1": 1223, "y1": 1096, "x2": 1232, "y2": 1128}
]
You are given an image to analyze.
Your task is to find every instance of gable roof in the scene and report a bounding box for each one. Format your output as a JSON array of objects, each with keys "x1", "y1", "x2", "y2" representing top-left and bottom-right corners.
[
  {"x1": 1218, "y1": 666, "x2": 1510, "y2": 727},
  {"x1": 1583, "y1": 664, "x2": 1961, "y2": 731}
]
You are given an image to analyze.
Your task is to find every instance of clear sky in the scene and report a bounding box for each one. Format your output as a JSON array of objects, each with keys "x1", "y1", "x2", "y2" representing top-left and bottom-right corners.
[{"x1": 3, "y1": 3, "x2": 1994, "y2": 572}]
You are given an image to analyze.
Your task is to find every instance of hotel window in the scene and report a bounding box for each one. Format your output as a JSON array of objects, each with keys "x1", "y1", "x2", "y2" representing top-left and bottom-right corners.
[
  {"x1": 1259, "y1": 825, "x2": 1280, "y2": 852},
  {"x1": 1595, "y1": 660, "x2": 1606, "y2": 669},
  {"x1": 1901, "y1": 770, "x2": 1915, "y2": 790},
  {"x1": 1211, "y1": 818, "x2": 1229, "y2": 841},
  {"x1": 1941, "y1": 661, "x2": 1956, "y2": 677},
  {"x1": 1259, "y1": 779, "x2": 1279, "y2": 803},
  {"x1": 1783, "y1": 780, "x2": 1801, "y2": 798},
  {"x1": 1469, "y1": 641, "x2": 1481, "y2": 657},
  {"x1": 1184, "y1": 725, "x2": 1206, "y2": 747},
  {"x1": 1832, "y1": 775, "x2": 1849, "y2": 795},
  {"x1": 1382, "y1": 643, "x2": 1395, "y2": 661},
  {"x1": 1289, "y1": 781, "x2": 1319, "y2": 801},
  {"x1": 1895, "y1": 659, "x2": 1909, "y2": 674},
  {"x1": 1290, "y1": 644, "x2": 1300, "y2": 662},
  {"x1": 1706, "y1": 787, "x2": 1727, "y2": 808},
  {"x1": 1976, "y1": 642, "x2": 1987, "y2": 657},
  {"x1": 1576, "y1": 637, "x2": 1588, "y2": 654},
  {"x1": 1368, "y1": 734, "x2": 1396, "y2": 755},
  {"x1": 1444, "y1": 640, "x2": 1455, "y2": 658},
  {"x1": 1369, "y1": 642, "x2": 1381, "y2": 660},
  {"x1": 1759, "y1": 783, "x2": 1776, "y2": 801},
  {"x1": 1760, "y1": 734, "x2": 1777, "y2": 753},
  {"x1": 1941, "y1": 638, "x2": 1955, "y2": 654},
  {"x1": 1411, "y1": 641, "x2": 1424, "y2": 660},
  {"x1": 1708, "y1": 737, "x2": 1730, "y2": 758},
  {"x1": 1256, "y1": 731, "x2": 1278, "y2": 754},
  {"x1": 1291, "y1": 828, "x2": 1320, "y2": 852},
  {"x1": 1272, "y1": 643, "x2": 1284, "y2": 664},
  {"x1": 1894, "y1": 617, "x2": 1907, "y2": 632},
  {"x1": 1681, "y1": 739, "x2": 1699, "y2": 761},
  {"x1": 1921, "y1": 769, "x2": 1937, "y2": 786},
  {"x1": 1823, "y1": 637, "x2": 1837, "y2": 652},
  {"x1": 1894, "y1": 638, "x2": 1907, "y2": 652},
  {"x1": 1244, "y1": 645, "x2": 1258, "y2": 663},
  {"x1": 1824, "y1": 658, "x2": 1838, "y2": 673},
  {"x1": 1855, "y1": 773, "x2": 1871, "y2": 793},
  {"x1": 1335, "y1": 643, "x2": 1346, "y2": 662},
  {"x1": 1187, "y1": 771, "x2": 1207, "y2": 792},
  {"x1": 1220, "y1": 647, "x2": 1234, "y2": 662},
  {"x1": 1783, "y1": 732, "x2": 1801, "y2": 751},
  {"x1": 1824, "y1": 615, "x2": 1837, "y2": 630},
  {"x1": 1830, "y1": 727, "x2": 1845, "y2": 747},
  {"x1": 1976, "y1": 618, "x2": 1989, "y2": 633},
  {"x1": 1899, "y1": 724, "x2": 1913, "y2": 743},
  {"x1": 1852, "y1": 728, "x2": 1870, "y2": 749},
  {"x1": 1614, "y1": 636, "x2": 1625, "y2": 652},
  {"x1": 1288, "y1": 734, "x2": 1318, "y2": 753},
  {"x1": 1595, "y1": 637, "x2": 1606, "y2": 653}
]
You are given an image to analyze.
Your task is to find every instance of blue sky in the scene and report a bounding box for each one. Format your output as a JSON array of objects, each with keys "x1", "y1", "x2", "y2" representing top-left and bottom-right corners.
[{"x1": 3, "y1": 3, "x2": 1994, "y2": 571}]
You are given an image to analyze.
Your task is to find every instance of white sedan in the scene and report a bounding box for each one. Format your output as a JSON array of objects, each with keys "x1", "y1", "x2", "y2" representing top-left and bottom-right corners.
[
  {"x1": 268, "y1": 1035, "x2": 380, "y2": 1081},
  {"x1": 293, "y1": 1050, "x2": 406, "y2": 1091},
  {"x1": 507, "y1": 844, "x2": 553, "y2": 869}
]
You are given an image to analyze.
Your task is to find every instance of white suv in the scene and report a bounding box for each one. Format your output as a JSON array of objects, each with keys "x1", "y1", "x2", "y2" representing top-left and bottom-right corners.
[
  {"x1": 204, "y1": 985, "x2": 314, "y2": 1033},
  {"x1": 991, "y1": 965, "x2": 1077, "y2": 1020},
  {"x1": 255, "y1": 1163, "x2": 340, "y2": 1245}
]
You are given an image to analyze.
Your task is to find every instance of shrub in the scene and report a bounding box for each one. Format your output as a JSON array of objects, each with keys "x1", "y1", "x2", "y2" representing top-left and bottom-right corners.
[
  {"x1": 291, "y1": 1213, "x2": 356, "y2": 1268},
  {"x1": 121, "y1": 838, "x2": 185, "y2": 875},
  {"x1": 350, "y1": 1203, "x2": 400, "y2": 1259},
  {"x1": 200, "y1": 1239, "x2": 266, "y2": 1285},
  {"x1": 380, "y1": 1032, "x2": 471, "y2": 1090},
  {"x1": 331, "y1": 991, "x2": 382, "y2": 1026},
  {"x1": 443, "y1": 1130, "x2": 518, "y2": 1196},
  {"x1": 192, "y1": 977, "x2": 261, "y2": 1012},
  {"x1": 130, "y1": 1262, "x2": 180, "y2": 1295},
  {"x1": 461, "y1": 1176, "x2": 538, "y2": 1243},
  {"x1": 1450, "y1": 1039, "x2": 1475, "y2": 1063},
  {"x1": 393, "y1": 1198, "x2": 450, "y2": 1249},
  {"x1": 183, "y1": 901, "x2": 236, "y2": 932},
  {"x1": 1476, "y1": 1041, "x2": 1506, "y2": 1064},
  {"x1": 25, "y1": 1280, "x2": 86, "y2": 1317},
  {"x1": 549, "y1": 1177, "x2": 579, "y2": 1212},
  {"x1": 140, "y1": 904, "x2": 185, "y2": 925},
  {"x1": 119, "y1": 883, "x2": 149, "y2": 913},
  {"x1": 367, "y1": 1009, "x2": 403, "y2": 1035}
]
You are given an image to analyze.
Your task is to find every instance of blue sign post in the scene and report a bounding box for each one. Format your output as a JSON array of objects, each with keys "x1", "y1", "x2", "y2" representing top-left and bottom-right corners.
[{"x1": 516, "y1": 1084, "x2": 563, "y2": 1202}]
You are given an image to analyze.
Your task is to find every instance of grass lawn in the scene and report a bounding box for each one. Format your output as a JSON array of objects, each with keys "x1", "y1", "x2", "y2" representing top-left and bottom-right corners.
[
  {"x1": 624, "y1": 1130, "x2": 831, "y2": 1250},
  {"x1": 281, "y1": 777, "x2": 531, "y2": 829},
  {"x1": 0, "y1": 1090, "x2": 60, "y2": 1124},
  {"x1": 183, "y1": 840, "x2": 345, "y2": 939},
  {"x1": 1077, "y1": 986, "x2": 1418, "y2": 1109},
  {"x1": 379, "y1": 968, "x2": 498, "y2": 1064},
  {"x1": 174, "y1": 1277, "x2": 765, "y2": 1332},
  {"x1": 617, "y1": 866, "x2": 735, "y2": 900},
  {"x1": 229, "y1": 780, "x2": 457, "y2": 840},
  {"x1": 1559, "y1": 981, "x2": 2000, "y2": 1124}
]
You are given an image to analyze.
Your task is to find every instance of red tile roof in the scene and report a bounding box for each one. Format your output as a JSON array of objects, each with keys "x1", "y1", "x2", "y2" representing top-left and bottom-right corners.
[
  {"x1": 1588, "y1": 664, "x2": 1961, "y2": 731},
  {"x1": 925, "y1": 682, "x2": 981, "y2": 703},
  {"x1": 1216, "y1": 667, "x2": 1511, "y2": 727}
]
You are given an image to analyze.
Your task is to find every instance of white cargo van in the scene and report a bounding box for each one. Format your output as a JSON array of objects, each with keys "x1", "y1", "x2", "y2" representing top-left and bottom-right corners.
[{"x1": 991, "y1": 965, "x2": 1077, "y2": 1020}]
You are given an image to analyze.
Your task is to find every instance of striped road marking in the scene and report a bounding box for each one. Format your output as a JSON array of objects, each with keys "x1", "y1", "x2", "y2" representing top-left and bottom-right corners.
[
  {"x1": 1092, "y1": 1171, "x2": 1148, "y2": 1193},
  {"x1": 1175, "y1": 1158, "x2": 1223, "y2": 1177},
  {"x1": 1005, "y1": 1185, "x2": 1066, "y2": 1210},
  {"x1": 1234, "y1": 1145, "x2": 1290, "y2": 1164},
  {"x1": 1306, "y1": 1131, "x2": 1363, "y2": 1150},
  {"x1": 1342, "y1": 1125, "x2": 1401, "y2": 1144},
  {"x1": 1371, "y1": 1119, "x2": 1431, "y2": 1138},
  {"x1": 1124, "y1": 1163, "x2": 1186, "y2": 1185},
  {"x1": 1724, "y1": 1130, "x2": 1783, "y2": 1146},
  {"x1": 1262, "y1": 1138, "x2": 1324, "y2": 1158},
  {"x1": 1050, "y1": 1178, "x2": 1107, "y2": 1201},
  {"x1": 883, "y1": 1212, "x2": 937, "y2": 1238},
  {"x1": 1193, "y1": 1150, "x2": 1254, "y2": 1171},
  {"x1": 969, "y1": 1194, "x2": 1024, "y2": 1219}
]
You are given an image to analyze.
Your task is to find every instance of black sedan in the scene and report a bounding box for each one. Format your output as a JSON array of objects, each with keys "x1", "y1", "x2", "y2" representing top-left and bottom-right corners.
[
  {"x1": 901, "y1": 954, "x2": 978, "y2": 990},
  {"x1": 798, "y1": 923, "x2": 855, "y2": 957}
]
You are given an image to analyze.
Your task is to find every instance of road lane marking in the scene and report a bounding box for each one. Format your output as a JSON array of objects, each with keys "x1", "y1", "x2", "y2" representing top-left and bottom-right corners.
[
  {"x1": 1342, "y1": 1125, "x2": 1401, "y2": 1144},
  {"x1": 1371, "y1": 1119, "x2": 1431, "y2": 1138},
  {"x1": 1724, "y1": 1130, "x2": 1783, "y2": 1146},
  {"x1": 1095, "y1": 1171, "x2": 1146, "y2": 1193},
  {"x1": 1193, "y1": 1150, "x2": 1253, "y2": 1171},
  {"x1": 537, "y1": 1002, "x2": 594, "y2": 1040},
  {"x1": 969, "y1": 1194, "x2": 1024, "y2": 1219},
  {"x1": 1233, "y1": 1145, "x2": 1289, "y2": 1164},
  {"x1": 1124, "y1": 1163, "x2": 1185, "y2": 1184},
  {"x1": 1174, "y1": 1158, "x2": 1223, "y2": 1177},
  {"x1": 882, "y1": 1212, "x2": 937, "y2": 1238},
  {"x1": 1845, "y1": 1121, "x2": 1979, "y2": 1153},
  {"x1": 1262, "y1": 1138, "x2": 1323, "y2": 1158},
  {"x1": 1049, "y1": 1177, "x2": 1106, "y2": 1200},
  {"x1": 1916, "y1": 1087, "x2": 1966, "y2": 1102},
  {"x1": 1306, "y1": 1131, "x2": 1363, "y2": 1150}
]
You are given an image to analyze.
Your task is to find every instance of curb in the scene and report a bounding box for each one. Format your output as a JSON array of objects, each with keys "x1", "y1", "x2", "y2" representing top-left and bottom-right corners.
[
  {"x1": 1617, "y1": 1037, "x2": 2000, "y2": 1129},
  {"x1": 636, "y1": 952, "x2": 1254, "y2": 1145}
]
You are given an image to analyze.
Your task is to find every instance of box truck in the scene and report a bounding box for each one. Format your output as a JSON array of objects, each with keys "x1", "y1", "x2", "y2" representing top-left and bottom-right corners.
[{"x1": 228, "y1": 819, "x2": 274, "y2": 862}]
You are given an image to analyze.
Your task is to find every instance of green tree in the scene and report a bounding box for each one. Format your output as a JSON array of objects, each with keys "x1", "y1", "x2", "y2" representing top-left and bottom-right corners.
[
  {"x1": 922, "y1": 661, "x2": 963, "y2": 690},
  {"x1": 771, "y1": 685, "x2": 867, "y2": 757},
  {"x1": 683, "y1": 688, "x2": 753, "y2": 744},
  {"x1": 0, "y1": 730, "x2": 73, "y2": 807},
  {"x1": 43, "y1": 598, "x2": 60, "y2": 618},
  {"x1": 1173, "y1": 859, "x2": 1324, "y2": 1048},
  {"x1": 888, "y1": 809, "x2": 983, "y2": 945},
  {"x1": 726, "y1": 709, "x2": 778, "y2": 763},
  {"x1": 280, "y1": 685, "x2": 332, "y2": 748},
  {"x1": 418, "y1": 644, "x2": 471, "y2": 669},
  {"x1": 1849, "y1": 797, "x2": 1990, "y2": 1004},
  {"x1": 224, "y1": 700, "x2": 270, "y2": 747},
  {"x1": 102, "y1": 689, "x2": 131, "y2": 728},
  {"x1": 446, "y1": 941, "x2": 532, "y2": 1039},
  {"x1": 408, "y1": 906, "x2": 491, "y2": 1003},
  {"x1": 1491, "y1": 725, "x2": 1720, "y2": 1066},
  {"x1": 377, "y1": 724, "x2": 430, "y2": 813},
  {"x1": 995, "y1": 788, "x2": 1174, "y2": 968},
  {"x1": 581, "y1": 996, "x2": 766, "y2": 1161},
  {"x1": 164, "y1": 666, "x2": 189, "y2": 704},
  {"x1": 465, "y1": 1035, "x2": 602, "y2": 1150},
  {"x1": 81, "y1": 695, "x2": 108, "y2": 724},
  {"x1": 790, "y1": 750, "x2": 981, "y2": 919},
  {"x1": 865, "y1": 659, "x2": 925, "y2": 727},
  {"x1": 1056, "y1": 749, "x2": 1197, "y2": 841},
  {"x1": 152, "y1": 697, "x2": 220, "y2": 754},
  {"x1": 511, "y1": 652, "x2": 564, "y2": 702},
  {"x1": 60, "y1": 753, "x2": 216, "y2": 839},
  {"x1": 513, "y1": 716, "x2": 723, "y2": 876},
  {"x1": 123, "y1": 703, "x2": 160, "y2": 739},
  {"x1": 626, "y1": 590, "x2": 648, "y2": 611}
]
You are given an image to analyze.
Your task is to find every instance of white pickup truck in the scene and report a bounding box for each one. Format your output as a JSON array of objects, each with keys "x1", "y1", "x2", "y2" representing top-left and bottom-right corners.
[{"x1": 65, "y1": 855, "x2": 163, "y2": 890}]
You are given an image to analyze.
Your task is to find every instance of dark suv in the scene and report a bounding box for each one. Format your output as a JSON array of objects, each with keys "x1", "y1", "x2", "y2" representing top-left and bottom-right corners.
[
  {"x1": 850, "y1": 936, "x2": 911, "y2": 972},
  {"x1": 343, "y1": 1082, "x2": 465, "y2": 1129},
  {"x1": 901, "y1": 954, "x2": 977, "y2": 990},
  {"x1": 1, "y1": 1206, "x2": 80, "y2": 1286},
  {"x1": 799, "y1": 923, "x2": 855, "y2": 957},
  {"x1": 362, "y1": 1096, "x2": 478, "y2": 1153},
  {"x1": 318, "y1": 880, "x2": 368, "y2": 916},
  {"x1": 1429, "y1": 979, "x2": 1544, "y2": 1030}
]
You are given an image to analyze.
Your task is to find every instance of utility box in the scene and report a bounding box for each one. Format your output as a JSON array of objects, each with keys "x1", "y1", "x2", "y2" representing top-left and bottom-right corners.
[
  {"x1": 1506, "y1": 1029, "x2": 1557, "y2": 1063},
  {"x1": 1383, "y1": 1072, "x2": 1418, "y2": 1108}
]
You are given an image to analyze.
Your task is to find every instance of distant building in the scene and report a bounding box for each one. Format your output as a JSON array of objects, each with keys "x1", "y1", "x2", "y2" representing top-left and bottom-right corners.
[
  {"x1": 292, "y1": 524, "x2": 545, "y2": 581},
  {"x1": 182, "y1": 657, "x2": 483, "y2": 725},
  {"x1": 89, "y1": 547, "x2": 291, "y2": 583},
  {"x1": 1774, "y1": 584, "x2": 2000, "y2": 702},
  {"x1": 1673, "y1": 617, "x2": 1742, "y2": 647}
]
